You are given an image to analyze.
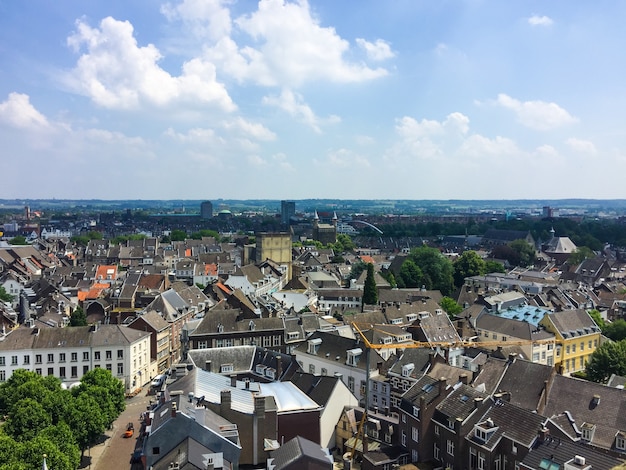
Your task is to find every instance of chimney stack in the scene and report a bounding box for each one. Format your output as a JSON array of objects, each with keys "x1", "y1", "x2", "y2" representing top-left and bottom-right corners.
[
  {"x1": 459, "y1": 373, "x2": 469, "y2": 385},
  {"x1": 539, "y1": 427, "x2": 550, "y2": 442},
  {"x1": 171, "y1": 402, "x2": 177, "y2": 418},
  {"x1": 221, "y1": 390, "x2": 232, "y2": 412},
  {"x1": 439, "y1": 377, "x2": 448, "y2": 396},
  {"x1": 205, "y1": 360, "x2": 212, "y2": 372},
  {"x1": 474, "y1": 397, "x2": 483, "y2": 409}
]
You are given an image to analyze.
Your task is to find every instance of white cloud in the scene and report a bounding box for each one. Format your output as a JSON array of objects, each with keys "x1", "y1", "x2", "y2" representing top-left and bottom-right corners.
[
  {"x1": 528, "y1": 15, "x2": 553, "y2": 27},
  {"x1": 161, "y1": 0, "x2": 233, "y2": 41},
  {"x1": 0, "y1": 93, "x2": 49, "y2": 129},
  {"x1": 263, "y1": 89, "x2": 339, "y2": 133},
  {"x1": 247, "y1": 154, "x2": 267, "y2": 166},
  {"x1": 164, "y1": 127, "x2": 219, "y2": 143},
  {"x1": 203, "y1": 0, "x2": 389, "y2": 87},
  {"x1": 495, "y1": 93, "x2": 578, "y2": 130},
  {"x1": 321, "y1": 148, "x2": 370, "y2": 168},
  {"x1": 356, "y1": 38, "x2": 395, "y2": 61},
  {"x1": 272, "y1": 152, "x2": 295, "y2": 171},
  {"x1": 65, "y1": 16, "x2": 235, "y2": 111},
  {"x1": 222, "y1": 117, "x2": 276, "y2": 141},
  {"x1": 457, "y1": 134, "x2": 520, "y2": 159},
  {"x1": 566, "y1": 137, "x2": 597, "y2": 155}
]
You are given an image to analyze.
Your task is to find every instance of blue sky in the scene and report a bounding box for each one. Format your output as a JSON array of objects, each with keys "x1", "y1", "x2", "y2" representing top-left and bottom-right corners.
[{"x1": 1, "y1": 0, "x2": 625, "y2": 200}]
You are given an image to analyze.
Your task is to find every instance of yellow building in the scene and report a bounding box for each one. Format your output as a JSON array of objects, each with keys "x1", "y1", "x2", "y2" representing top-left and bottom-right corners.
[
  {"x1": 539, "y1": 309, "x2": 602, "y2": 376},
  {"x1": 255, "y1": 232, "x2": 293, "y2": 280}
]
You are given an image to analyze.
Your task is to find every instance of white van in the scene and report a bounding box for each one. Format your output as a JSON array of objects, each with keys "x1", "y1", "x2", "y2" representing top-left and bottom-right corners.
[{"x1": 151, "y1": 374, "x2": 166, "y2": 388}]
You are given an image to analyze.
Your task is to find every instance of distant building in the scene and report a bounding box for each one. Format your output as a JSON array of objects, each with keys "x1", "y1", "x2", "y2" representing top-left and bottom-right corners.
[
  {"x1": 256, "y1": 232, "x2": 293, "y2": 280},
  {"x1": 200, "y1": 201, "x2": 213, "y2": 219},
  {"x1": 312, "y1": 211, "x2": 337, "y2": 245},
  {"x1": 280, "y1": 200, "x2": 296, "y2": 226}
]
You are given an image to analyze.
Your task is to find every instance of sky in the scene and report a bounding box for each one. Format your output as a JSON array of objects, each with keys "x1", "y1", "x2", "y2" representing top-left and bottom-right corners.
[{"x1": 1, "y1": 0, "x2": 625, "y2": 201}]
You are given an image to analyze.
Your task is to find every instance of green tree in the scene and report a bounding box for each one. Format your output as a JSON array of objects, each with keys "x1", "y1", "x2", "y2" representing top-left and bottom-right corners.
[
  {"x1": 70, "y1": 306, "x2": 87, "y2": 327},
  {"x1": 170, "y1": 229, "x2": 187, "y2": 241},
  {"x1": 349, "y1": 261, "x2": 367, "y2": 281},
  {"x1": 568, "y1": 246, "x2": 595, "y2": 265},
  {"x1": 76, "y1": 368, "x2": 125, "y2": 416},
  {"x1": 0, "y1": 286, "x2": 14, "y2": 303},
  {"x1": 65, "y1": 393, "x2": 106, "y2": 452},
  {"x1": 485, "y1": 260, "x2": 505, "y2": 273},
  {"x1": 604, "y1": 319, "x2": 626, "y2": 342},
  {"x1": 70, "y1": 235, "x2": 90, "y2": 246},
  {"x1": 39, "y1": 423, "x2": 81, "y2": 470},
  {"x1": 9, "y1": 235, "x2": 28, "y2": 245},
  {"x1": 4, "y1": 398, "x2": 52, "y2": 442},
  {"x1": 87, "y1": 231, "x2": 103, "y2": 240},
  {"x1": 439, "y1": 297, "x2": 463, "y2": 316},
  {"x1": 588, "y1": 309, "x2": 606, "y2": 330},
  {"x1": 398, "y1": 259, "x2": 423, "y2": 288},
  {"x1": 585, "y1": 339, "x2": 626, "y2": 383},
  {"x1": 509, "y1": 239, "x2": 536, "y2": 267},
  {"x1": 453, "y1": 251, "x2": 486, "y2": 287},
  {"x1": 362, "y1": 263, "x2": 378, "y2": 305},
  {"x1": 407, "y1": 246, "x2": 454, "y2": 295}
]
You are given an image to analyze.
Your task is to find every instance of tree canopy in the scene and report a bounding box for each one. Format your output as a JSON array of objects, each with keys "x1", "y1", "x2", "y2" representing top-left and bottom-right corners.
[
  {"x1": 362, "y1": 263, "x2": 378, "y2": 305},
  {"x1": 69, "y1": 306, "x2": 87, "y2": 327},
  {"x1": 453, "y1": 251, "x2": 486, "y2": 287},
  {"x1": 584, "y1": 339, "x2": 626, "y2": 383},
  {"x1": 0, "y1": 286, "x2": 13, "y2": 303},
  {"x1": 398, "y1": 246, "x2": 454, "y2": 295},
  {"x1": 439, "y1": 296, "x2": 463, "y2": 316}
]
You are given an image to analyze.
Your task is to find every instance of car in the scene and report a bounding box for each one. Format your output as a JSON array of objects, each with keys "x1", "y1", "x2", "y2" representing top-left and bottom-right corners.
[
  {"x1": 150, "y1": 374, "x2": 166, "y2": 388},
  {"x1": 131, "y1": 449, "x2": 143, "y2": 464},
  {"x1": 123, "y1": 422, "x2": 134, "y2": 438}
]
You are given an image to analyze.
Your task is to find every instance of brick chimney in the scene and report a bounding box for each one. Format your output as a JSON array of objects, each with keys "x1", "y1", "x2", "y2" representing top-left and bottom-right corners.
[
  {"x1": 171, "y1": 402, "x2": 177, "y2": 418},
  {"x1": 221, "y1": 390, "x2": 232, "y2": 413},
  {"x1": 205, "y1": 360, "x2": 212, "y2": 372},
  {"x1": 439, "y1": 377, "x2": 448, "y2": 395},
  {"x1": 539, "y1": 426, "x2": 550, "y2": 442},
  {"x1": 459, "y1": 373, "x2": 469, "y2": 385}
]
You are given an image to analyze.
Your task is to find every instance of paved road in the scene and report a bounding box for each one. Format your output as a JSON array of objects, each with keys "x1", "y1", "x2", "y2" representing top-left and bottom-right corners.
[{"x1": 85, "y1": 390, "x2": 156, "y2": 470}]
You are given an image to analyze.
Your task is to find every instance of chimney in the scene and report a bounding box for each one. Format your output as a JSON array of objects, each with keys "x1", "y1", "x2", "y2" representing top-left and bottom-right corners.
[
  {"x1": 474, "y1": 397, "x2": 483, "y2": 409},
  {"x1": 205, "y1": 360, "x2": 212, "y2": 372},
  {"x1": 245, "y1": 378, "x2": 250, "y2": 389},
  {"x1": 439, "y1": 377, "x2": 448, "y2": 396},
  {"x1": 230, "y1": 375, "x2": 237, "y2": 387},
  {"x1": 459, "y1": 373, "x2": 469, "y2": 385},
  {"x1": 276, "y1": 357, "x2": 283, "y2": 379},
  {"x1": 254, "y1": 395, "x2": 265, "y2": 417},
  {"x1": 171, "y1": 402, "x2": 177, "y2": 418},
  {"x1": 539, "y1": 426, "x2": 550, "y2": 442},
  {"x1": 221, "y1": 390, "x2": 232, "y2": 412},
  {"x1": 508, "y1": 353, "x2": 517, "y2": 363}
]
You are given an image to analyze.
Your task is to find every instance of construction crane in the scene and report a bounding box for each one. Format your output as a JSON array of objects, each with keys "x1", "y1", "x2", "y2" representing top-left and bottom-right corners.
[{"x1": 346, "y1": 322, "x2": 555, "y2": 465}]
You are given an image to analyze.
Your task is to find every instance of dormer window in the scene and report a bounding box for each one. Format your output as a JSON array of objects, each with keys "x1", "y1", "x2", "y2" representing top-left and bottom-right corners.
[
  {"x1": 616, "y1": 431, "x2": 626, "y2": 451},
  {"x1": 308, "y1": 338, "x2": 322, "y2": 355},
  {"x1": 391, "y1": 318, "x2": 402, "y2": 325},
  {"x1": 382, "y1": 336, "x2": 393, "y2": 344},
  {"x1": 401, "y1": 363, "x2": 415, "y2": 377},
  {"x1": 474, "y1": 418, "x2": 498, "y2": 443},
  {"x1": 581, "y1": 423, "x2": 596, "y2": 442},
  {"x1": 346, "y1": 348, "x2": 362, "y2": 366},
  {"x1": 221, "y1": 364, "x2": 233, "y2": 373},
  {"x1": 406, "y1": 314, "x2": 418, "y2": 322}
]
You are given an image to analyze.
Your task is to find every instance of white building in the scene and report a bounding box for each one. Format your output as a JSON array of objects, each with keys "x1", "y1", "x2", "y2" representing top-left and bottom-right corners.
[{"x1": 0, "y1": 324, "x2": 151, "y2": 393}]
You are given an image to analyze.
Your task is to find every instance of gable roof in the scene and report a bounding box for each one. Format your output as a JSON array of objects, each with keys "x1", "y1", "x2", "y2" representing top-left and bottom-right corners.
[{"x1": 269, "y1": 436, "x2": 333, "y2": 470}]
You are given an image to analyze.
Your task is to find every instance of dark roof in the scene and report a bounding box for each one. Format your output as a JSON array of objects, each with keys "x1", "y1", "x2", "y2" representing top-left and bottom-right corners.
[
  {"x1": 269, "y1": 436, "x2": 333, "y2": 470},
  {"x1": 495, "y1": 358, "x2": 554, "y2": 411},
  {"x1": 435, "y1": 383, "x2": 489, "y2": 423},
  {"x1": 290, "y1": 372, "x2": 340, "y2": 407}
]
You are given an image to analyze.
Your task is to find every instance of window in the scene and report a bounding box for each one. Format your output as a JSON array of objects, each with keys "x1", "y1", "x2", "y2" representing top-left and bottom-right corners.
[
  {"x1": 60, "y1": 367, "x2": 66, "y2": 378},
  {"x1": 532, "y1": 352, "x2": 540, "y2": 362},
  {"x1": 117, "y1": 349, "x2": 123, "y2": 359},
  {"x1": 11, "y1": 356, "x2": 18, "y2": 366},
  {"x1": 478, "y1": 451, "x2": 486, "y2": 470},
  {"x1": 348, "y1": 376, "x2": 355, "y2": 392},
  {"x1": 412, "y1": 426, "x2": 419, "y2": 442},
  {"x1": 273, "y1": 336, "x2": 280, "y2": 346},
  {"x1": 59, "y1": 353, "x2": 66, "y2": 363},
  {"x1": 71, "y1": 366, "x2": 78, "y2": 378},
  {"x1": 412, "y1": 450, "x2": 418, "y2": 463},
  {"x1": 83, "y1": 352, "x2": 89, "y2": 361},
  {"x1": 198, "y1": 340, "x2": 208, "y2": 348},
  {"x1": 447, "y1": 440, "x2": 454, "y2": 456},
  {"x1": 0, "y1": 357, "x2": 4, "y2": 366},
  {"x1": 35, "y1": 368, "x2": 42, "y2": 375},
  {"x1": 71, "y1": 352, "x2": 77, "y2": 362},
  {"x1": 106, "y1": 364, "x2": 112, "y2": 371},
  {"x1": 401, "y1": 431, "x2": 407, "y2": 446},
  {"x1": 512, "y1": 443, "x2": 518, "y2": 455},
  {"x1": 434, "y1": 443, "x2": 440, "y2": 461},
  {"x1": 47, "y1": 368, "x2": 53, "y2": 376},
  {"x1": 572, "y1": 343, "x2": 576, "y2": 353},
  {"x1": 23, "y1": 355, "x2": 30, "y2": 365},
  {"x1": 321, "y1": 368, "x2": 327, "y2": 376},
  {"x1": 83, "y1": 365, "x2": 89, "y2": 375},
  {"x1": 385, "y1": 433, "x2": 392, "y2": 443},
  {"x1": 106, "y1": 351, "x2": 112, "y2": 360},
  {"x1": 117, "y1": 363, "x2": 123, "y2": 376},
  {"x1": 566, "y1": 345, "x2": 570, "y2": 354},
  {"x1": 35, "y1": 354, "x2": 42, "y2": 364},
  {"x1": 616, "y1": 434, "x2": 626, "y2": 451},
  {"x1": 588, "y1": 340, "x2": 592, "y2": 349},
  {"x1": 413, "y1": 406, "x2": 419, "y2": 418},
  {"x1": 435, "y1": 425, "x2": 439, "y2": 435},
  {"x1": 95, "y1": 351, "x2": 101, "y2": 361},
  {"x1": 580, "y1": 341, "x2": 585, "y2": 351},
  {"x1": 309, "y1": 364, "x2": 316, "y2": 374},
  {"x1": 0, "y1": 371, "x2": 5, "y2": 382},
  {"x1": 152, "y1": 447, "x2": 160, "y2": 455}
]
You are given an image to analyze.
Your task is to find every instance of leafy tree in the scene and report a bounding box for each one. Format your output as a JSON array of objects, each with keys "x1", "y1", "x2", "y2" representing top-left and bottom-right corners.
[
  {"x1": 439, "y1": 297, "x2": 463, "y2": 316},
  {"x1": 87, "y1": 231, "x2": 103, "y2": 240},
  {"x1": 39, "y1": 423, "x2": 81, "y2": 470},
  {"x1": 4, "y1": 398, "x2": 52, "y2": 442},
  {"x1": 170, "y1": 229, "x2": 187, "y2": 241},
  {"x1": 509, "y1": 239, "x2": 536, "y2": 267},
  {"x1": 453, "y1": 251, "x2": 486, "y2": 287},
  {"x1": 75, "y1": 368, "x2": 125, "y2": 416},
  {"x1": 70, "y1": 235, "x2": 90, "y2": 246},
  {"x1": 588, "y1": 309, "x2": 606, "y2": 330},
  {"x1": 332, "y1": 234, "x2": 354, "y2": 253},
  {"x1": 398, "y1": 259, "x2": 424, "y2": 288},
  {"x1": 407, "y1": 246, "x2": 454, "y2": 295},
  {"x1": 585, "y1": 339, "x2": 626, "y2": 383},
  {"x1": 0, "y1": 286, "x2": 13, "y2": 303},
  {"x1": 70, "y1": 306, "x2": 87, "y2": 327},
  {"x1": 485, "y1": 260, "x2": 505, "y2": 273},
  {"x1": 9, "y1": 236, "x2": 28, "y2": 245},
  {"x1": 604, "y1": 319, "x2": 626, "y2": 342},
  {"x1": 363, "y1": 263, "x2": 378, "y2": 305},
  {"x1": 65, "y1": 393, "x2": 107, "y2": 452},
  {"x1": 568, "y1": 246, "x2": 595, "y2": 265},
  {"x1": 491, "y1": 244, "x2": 521, "y2": 266}
]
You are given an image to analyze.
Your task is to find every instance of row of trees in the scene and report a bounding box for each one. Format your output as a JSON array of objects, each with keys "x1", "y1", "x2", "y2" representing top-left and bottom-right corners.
[
  {"x1": 0, "y1": 368, "x2": 126, "y2": 470},
  {"x1": 392, "y1": 247, "x2": 507, "y2": 295}
]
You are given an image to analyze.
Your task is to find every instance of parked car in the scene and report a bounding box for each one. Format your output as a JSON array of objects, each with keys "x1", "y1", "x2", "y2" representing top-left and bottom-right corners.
[{"x1": 150, "y1": 374, "x2": 166, "y2": 389}]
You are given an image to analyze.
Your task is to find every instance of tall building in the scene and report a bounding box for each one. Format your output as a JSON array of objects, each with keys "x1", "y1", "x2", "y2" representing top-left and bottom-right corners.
[
  {"x1": 200, "y1": 201, "x2": 213, "y2": 219},
  {"x1": 256, "y1": 232, "x2": 292, "y2": 280},
  {"x1": 280, "y1": 200, "x2": 296, "y2": 225}
]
